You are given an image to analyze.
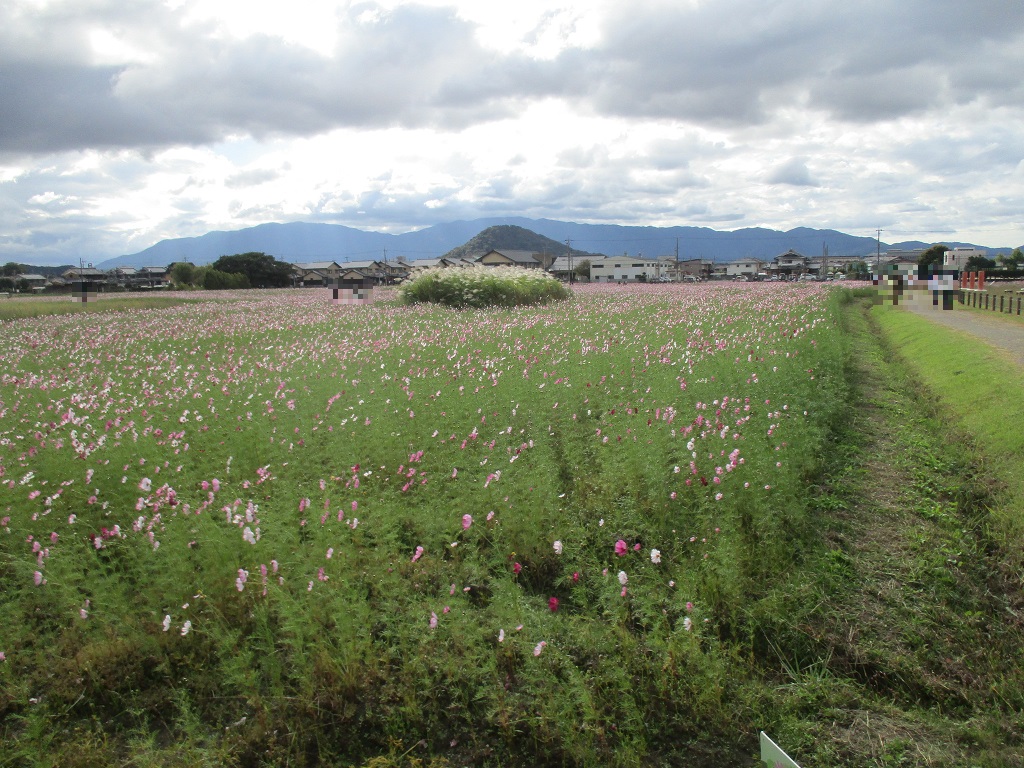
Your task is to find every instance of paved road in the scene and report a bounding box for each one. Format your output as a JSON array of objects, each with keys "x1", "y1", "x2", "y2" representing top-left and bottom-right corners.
[{"x1": 900, "y1": 294, "x2": 1024, "y2": 368}]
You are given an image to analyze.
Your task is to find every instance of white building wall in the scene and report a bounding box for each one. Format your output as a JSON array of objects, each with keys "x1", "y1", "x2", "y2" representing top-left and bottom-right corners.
[
  {"x1": 944, "y1": 247, "x2": 986, "y2": 271},
  {"x1": 725, "y1": 260, "x2": 763, "y2": 277},
  {"x1": 589, "y1": 258, "x2": 661, "y2": 282}
]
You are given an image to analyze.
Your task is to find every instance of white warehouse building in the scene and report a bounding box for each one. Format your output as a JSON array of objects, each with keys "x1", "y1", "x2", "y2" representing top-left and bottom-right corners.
[
  {"x1": 944, "y1": 247, "x2": 986, "y2": 271},
  {"x1": 589, "y1": 256, "x2": 661, "y2": 282}
]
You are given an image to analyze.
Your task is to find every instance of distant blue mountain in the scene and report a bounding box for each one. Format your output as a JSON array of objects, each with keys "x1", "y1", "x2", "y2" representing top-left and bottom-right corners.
[{"x1": 96, "y1": 218, "x2": 1013, "y2": 269}]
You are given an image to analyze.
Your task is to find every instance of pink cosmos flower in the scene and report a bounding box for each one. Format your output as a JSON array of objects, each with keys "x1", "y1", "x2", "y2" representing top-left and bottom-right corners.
[
  {"x1": 33, "y1": 571, "x2": 43, "y2": 586},
  {"x1": 548, "y1": 597, "x2": 559, "y2": 612},
  {"x1": 553, "y1": 540, "x2": 563, "y2": 555},
  {"x1": 412, "y1": 546, "x2": 424, "y2": 563},
  {"x1": 462, "y1": 514, "x2": 472, "y2": 530},
  {"x1": 617, "y1": 571, "x2": 628, "y2": 586},
  {"x1": 614, "y1": 540, "x2": 628, "y2": 556},
  {"x1": 533, "y1": 641, "x2": 547, "y2": 656},
  {"x1": 429, "y1": 612, "x2": 438, "y2": 629},
  {"x1": 498, "y1": 629, "x2": 505, "y2": 643},
  {"x1": 513, "y1": 562, "x2": 522, "y2": 575}
]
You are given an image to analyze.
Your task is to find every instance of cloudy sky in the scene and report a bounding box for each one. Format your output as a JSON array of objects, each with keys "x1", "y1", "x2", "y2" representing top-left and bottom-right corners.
[{"x1": 2, "y1": 0, "x2": 1024, "y2": 265}]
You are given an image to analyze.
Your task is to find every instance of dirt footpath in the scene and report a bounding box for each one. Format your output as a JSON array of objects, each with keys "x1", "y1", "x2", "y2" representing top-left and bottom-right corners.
[{"x1": 899, "y1": 294, "x2": 1024, "y2": 368}]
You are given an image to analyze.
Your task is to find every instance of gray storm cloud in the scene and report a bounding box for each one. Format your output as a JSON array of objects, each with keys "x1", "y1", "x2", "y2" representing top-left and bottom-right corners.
[{"x1": 2, "y1": 0, "x2": 1022, "y2": 154}]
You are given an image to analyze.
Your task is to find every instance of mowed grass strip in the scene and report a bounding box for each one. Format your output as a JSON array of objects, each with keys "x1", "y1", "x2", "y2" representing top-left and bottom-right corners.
[
  {"x1": 0, "y1": 295, "x2": 202, "y2": 321},
  {"x1": 749, "y1": 294, "x2": 1024, "y2": 768},
  {"x1": 872, "y1": 302, "x2": 1024, "y2": 554}
]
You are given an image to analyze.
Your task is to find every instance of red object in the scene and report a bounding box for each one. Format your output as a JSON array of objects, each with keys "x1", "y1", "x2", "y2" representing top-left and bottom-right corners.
[{"x1": 548, "y1": 597, "x2": 559, "y2": 612}]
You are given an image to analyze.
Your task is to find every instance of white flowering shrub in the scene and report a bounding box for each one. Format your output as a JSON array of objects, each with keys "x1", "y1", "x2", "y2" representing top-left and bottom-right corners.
[{"x1": 398, "y1": 265, "x2": 569, "y2": 308}]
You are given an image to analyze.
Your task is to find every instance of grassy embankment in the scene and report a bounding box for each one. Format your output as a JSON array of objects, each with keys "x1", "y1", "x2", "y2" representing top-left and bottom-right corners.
[
  {"x1": 752, "y1": 292, "x2": 1024, "y2": 767},
  {"x1": 873, "y1": 301, "x2": 1024, "y2": 549}
]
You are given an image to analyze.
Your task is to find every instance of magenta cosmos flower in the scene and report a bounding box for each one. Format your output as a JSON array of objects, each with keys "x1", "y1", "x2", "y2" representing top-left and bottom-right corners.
[{"x1": 614, "y1": 539, "x2": 628, "y2": 556}]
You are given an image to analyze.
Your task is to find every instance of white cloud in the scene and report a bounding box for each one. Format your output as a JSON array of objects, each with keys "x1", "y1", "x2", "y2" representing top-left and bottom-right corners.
[{"x1": 1, "y1": 0, "x2": 1023, "y2": 264}]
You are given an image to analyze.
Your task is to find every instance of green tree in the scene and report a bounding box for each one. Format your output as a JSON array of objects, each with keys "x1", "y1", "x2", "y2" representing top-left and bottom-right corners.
[
  {"x1": 200, "y1": 268, "x2": 250, "y2": 290},
  {"x1": 917, "y1": 244, "x2": 948, "y2": 267},
  {"x1": 1004, "y1": 248, "x2": 1024, "y2": 269},
  {"x1": 0, "y1": 277, "x2": 15, "y2": 291},
  {"x1": 1, "y1": 262, "x2": 23, "y2": 277},
  {"x1": 964, "y1": 255, "x2": 996, "y2": 271},
  {"x1": 573, "y1": 259, "x2": 591, "y2": 281},
  {"x1": 168, "y1": 262, "x2": 196, "y2": 286},
  {"x1": 211, "y1": 252, "x2": 292, "y2": 288},
  {"x1": 846, "y1": 260, "x2": 869, "y2": 279}
]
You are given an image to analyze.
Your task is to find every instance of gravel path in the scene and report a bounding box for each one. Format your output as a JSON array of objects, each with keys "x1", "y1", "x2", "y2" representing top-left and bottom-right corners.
[{"x1": 900, "y1": 294, "x2": 1024, "y2": 368}]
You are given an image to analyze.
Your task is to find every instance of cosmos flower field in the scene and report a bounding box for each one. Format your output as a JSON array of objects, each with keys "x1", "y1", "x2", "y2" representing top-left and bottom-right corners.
[{"x1": 0, "y1": 284, "x2": 849, "y2": 765}]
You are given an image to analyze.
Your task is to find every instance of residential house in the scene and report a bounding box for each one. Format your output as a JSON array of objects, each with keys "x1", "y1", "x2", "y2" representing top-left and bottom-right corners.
[
  {"x1": 724, "y1": 259, "x2": 764, "y2": 278},
  {"x1": 657, "y1": 258, "x2": 712, "y2": 281},
  {"x1": 19, "y1": 274, "x2": 48, "y2": 292},
  {"x1": 409, "y1": 258, "x2": 460, "y2": 271},
  {"x1": 772, "y1": 250, "x2": 809, "y2": 279},
  {"x1": 62, "y1": 267, "x2": 108, "y2": 290},
  {"x1": 295, "y1": 269, "x2": 330, "y2": 287},
  {"x1": 137, "y1": 266, "x2": 168, "y2": 289},
  {"x1": 475, "y1": 250, "x2": 541, "y2": 269},
  {"x1": 545, "y1": 255, "x2": 587, "y2": 281},
  {"x1": 292, "y1": 261, "x2": 344, "y2": 285},
  {"x1": 109, "y1": 267, "x2": 140, "y2": 288}
]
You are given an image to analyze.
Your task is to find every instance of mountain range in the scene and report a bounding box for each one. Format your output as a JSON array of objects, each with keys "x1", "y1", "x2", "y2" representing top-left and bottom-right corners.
[{"x1": 95, "y1": 217, "x2": 1013, "y2": 269}]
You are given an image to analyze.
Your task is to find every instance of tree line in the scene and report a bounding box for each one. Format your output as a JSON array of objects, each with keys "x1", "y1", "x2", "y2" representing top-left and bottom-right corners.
[{"x1": 168, "y1": 253, "x2": 293, "y2": 289}]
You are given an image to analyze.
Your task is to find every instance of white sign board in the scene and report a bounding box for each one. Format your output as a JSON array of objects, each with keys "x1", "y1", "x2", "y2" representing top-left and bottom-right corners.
[{"x1": 760, "y1": 732, "x2": 801, "y2": 768}]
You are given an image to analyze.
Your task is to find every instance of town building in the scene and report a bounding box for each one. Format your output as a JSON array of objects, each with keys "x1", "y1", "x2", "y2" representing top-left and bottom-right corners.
[{"x1": 588, "y1": 256, "x2": 661, "y2": 282}]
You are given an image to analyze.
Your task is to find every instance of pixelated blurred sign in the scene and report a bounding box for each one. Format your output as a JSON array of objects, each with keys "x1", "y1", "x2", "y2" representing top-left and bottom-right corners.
[
  {"x1": 330, "y1": 271, "x2": 374, "y2": 306},
  {"x1": 760, "y1": 731, "x2": 801, "y2": 768},
  {"x1": 72, "y1": 280, "x2": 95, "y2": 303}
]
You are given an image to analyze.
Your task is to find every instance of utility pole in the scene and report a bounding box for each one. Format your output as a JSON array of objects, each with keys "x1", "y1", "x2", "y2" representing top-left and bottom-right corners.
[
  {"x1": 675, "y1": 237, "x2": 679, "y2": 282},
  {"x1": 565, "y1": 239, "x2": 573, "y2": 284},
  {"x1": 876, "y1": 229, "x2": 883, "y2": 274}
]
